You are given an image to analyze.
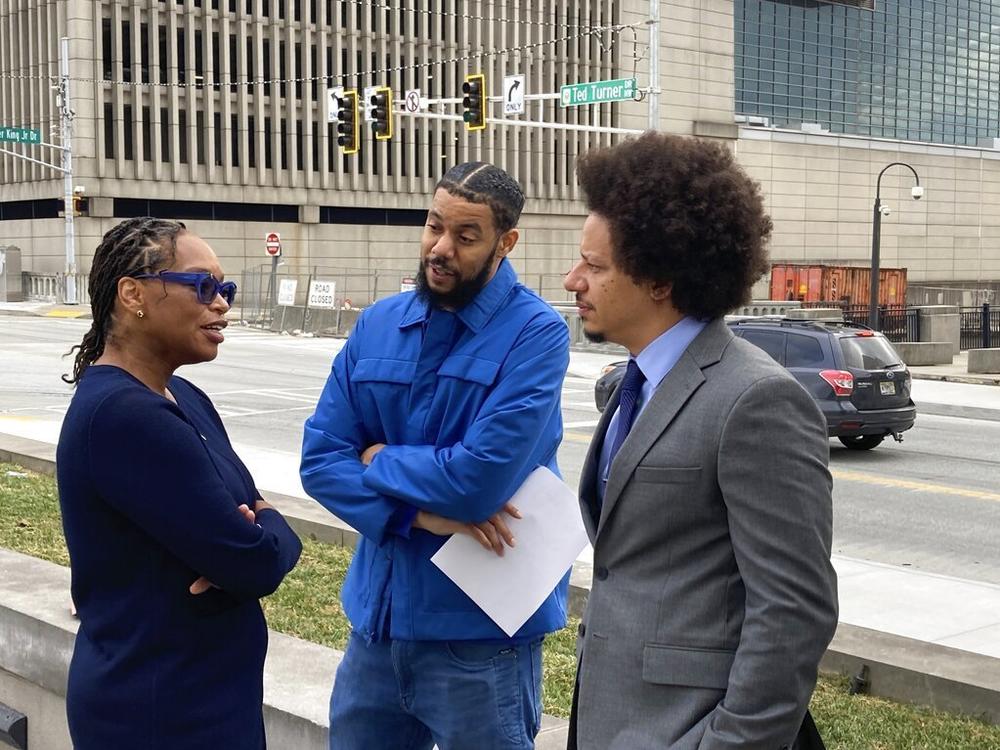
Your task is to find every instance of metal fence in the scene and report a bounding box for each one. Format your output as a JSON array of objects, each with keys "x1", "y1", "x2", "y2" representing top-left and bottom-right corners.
[
  {"x1": 808, "y1": 302, "x2": 920, "y2": 343},
  {"x1": 240, "y1": 265, "x2": 573, "y2": 334},
  {"x1": 960, "y1": 304, "x2": 1000, "y2": 350}
]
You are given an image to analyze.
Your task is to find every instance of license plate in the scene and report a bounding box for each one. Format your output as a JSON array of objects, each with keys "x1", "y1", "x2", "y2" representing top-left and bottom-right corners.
[{"x1": 880, "y1": 381, "x2": 896, "y2": 396}]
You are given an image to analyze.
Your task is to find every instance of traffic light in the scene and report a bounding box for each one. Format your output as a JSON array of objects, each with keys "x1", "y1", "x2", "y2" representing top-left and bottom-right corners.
[
  {"x1": 462, "y1": 73, "x2": 486, "y2": 131},
  {"x1": 336, "y1": 89, "x2": 359, "y2": 154},
  {"x1": 370, "y1": 86, "x2": 393, "y2": 141}
]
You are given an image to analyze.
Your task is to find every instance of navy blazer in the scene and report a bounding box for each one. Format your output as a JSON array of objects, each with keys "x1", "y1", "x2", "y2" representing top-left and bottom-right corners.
[{"x1": 57, "y1": 365, "x2": 301, "y2": 750}]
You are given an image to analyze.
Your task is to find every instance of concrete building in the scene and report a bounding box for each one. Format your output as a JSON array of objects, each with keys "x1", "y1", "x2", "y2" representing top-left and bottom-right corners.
[{"x1": 2, "y1": 0, "x2": 1000, "y2": 306}]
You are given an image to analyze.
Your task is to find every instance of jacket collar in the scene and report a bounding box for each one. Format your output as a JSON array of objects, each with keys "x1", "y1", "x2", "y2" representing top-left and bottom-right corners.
[{"x1": 398, "y1": 259, "x2": 518, "y2": 333}]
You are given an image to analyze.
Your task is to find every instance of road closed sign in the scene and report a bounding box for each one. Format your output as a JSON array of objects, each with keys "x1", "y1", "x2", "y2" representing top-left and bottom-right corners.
[
  {"x1": 265, "y1": 232, "x2": 281, "y2": 257},
  {"x1": 277, "y1": 279, "x2": 297, "y2": 306},
  {"x1": 308, "y1": 280, "x2": 336, "y2": 309}
]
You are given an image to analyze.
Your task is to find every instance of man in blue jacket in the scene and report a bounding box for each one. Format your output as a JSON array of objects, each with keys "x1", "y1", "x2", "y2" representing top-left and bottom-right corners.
[{"x1": 301, "y1": 161, "x2": 570, "y2": 749}]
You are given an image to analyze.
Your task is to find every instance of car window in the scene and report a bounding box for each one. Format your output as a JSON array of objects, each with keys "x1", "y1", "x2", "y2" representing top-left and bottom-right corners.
[
  {"x1": 785, "y1": 334, "x2": 825, "y2": 367},
  {"x1": 839, "y1": 335, "x2": 902, "y2": 370},
  {"x1": 739, "y1": 330, "x2": 785, "y2": 364}
]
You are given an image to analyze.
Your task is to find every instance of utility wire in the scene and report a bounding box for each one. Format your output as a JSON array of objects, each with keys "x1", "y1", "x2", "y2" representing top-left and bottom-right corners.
[
  {"x1": 345, "y1": 0, "x2": 614, "y2": 31},
  {"x1": 0, "y1": 23, "x2": 633, "y2": 91}
]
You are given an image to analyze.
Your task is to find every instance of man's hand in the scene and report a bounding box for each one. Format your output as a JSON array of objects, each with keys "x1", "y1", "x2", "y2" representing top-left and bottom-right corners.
[
  {"x1": 190, "y1": 503, "x2": 257, "y2": 595},
  {"x1": 413, "y1": 502, "x2": 521, "y2": 557},
  {"x1": 360, "y1": 443, "x2": 387, "y2": 465},
  {"x1": 473, "y1": 502, "x2": 521, "y2": 556}
]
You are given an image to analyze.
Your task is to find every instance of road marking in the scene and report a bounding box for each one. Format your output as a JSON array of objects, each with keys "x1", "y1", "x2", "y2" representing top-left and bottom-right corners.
[
  {"x1": 831, "y1": 468, "x2": 1000, "y2": 503},
  {"x1": 216, "y1": 404, "x2": 316, "y2": 418},
  {"x1": 563, "y1": 420, "x2": 600, "y2": 429},
  {"x1": 554, "y1": 442, "x2": 1000, "y2": 503},
  {"x1": 44, "y1": 310, "x2": 88, "y2": 318}
]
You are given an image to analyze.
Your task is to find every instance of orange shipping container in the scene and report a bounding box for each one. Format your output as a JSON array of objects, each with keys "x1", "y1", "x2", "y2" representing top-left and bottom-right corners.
[{"x1": 770, "y1": 264, "x2": 907, "y2": 306}]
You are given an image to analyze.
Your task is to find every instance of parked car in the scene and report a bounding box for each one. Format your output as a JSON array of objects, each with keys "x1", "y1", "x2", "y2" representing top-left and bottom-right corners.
[{"x1": 593, "y1": 318, "x2": 916, "y2": 450}]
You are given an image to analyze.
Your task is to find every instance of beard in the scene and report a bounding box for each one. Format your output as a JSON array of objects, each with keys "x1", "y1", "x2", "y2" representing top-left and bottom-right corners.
[
  {"x1": 415, "y1": 245, "x2": 498, "y2": 311},
  {"x1": 583, "y1": 330, "x2": 606, "y2": 344}
]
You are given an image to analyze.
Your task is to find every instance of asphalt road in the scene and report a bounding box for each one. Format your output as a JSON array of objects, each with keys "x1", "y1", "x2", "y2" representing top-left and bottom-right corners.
[{"x1": 2, "y1": 316, "x2": 999, "y2": 585}]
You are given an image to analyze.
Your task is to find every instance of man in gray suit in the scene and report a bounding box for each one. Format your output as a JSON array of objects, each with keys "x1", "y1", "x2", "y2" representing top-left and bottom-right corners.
[{"x1": 564, "y1": 132, "x2": 838, "y2": 749}]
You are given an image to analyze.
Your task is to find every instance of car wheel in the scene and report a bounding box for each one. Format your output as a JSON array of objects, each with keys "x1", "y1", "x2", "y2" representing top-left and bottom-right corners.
[{"x1": 838, "y1": 435, "x2": 885, "y2": 450}]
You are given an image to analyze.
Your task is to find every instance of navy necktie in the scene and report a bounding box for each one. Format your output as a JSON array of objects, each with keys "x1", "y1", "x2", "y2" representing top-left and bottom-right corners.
[{"x1": 607, "y1": 359, "x2": 645, "y2": 462}]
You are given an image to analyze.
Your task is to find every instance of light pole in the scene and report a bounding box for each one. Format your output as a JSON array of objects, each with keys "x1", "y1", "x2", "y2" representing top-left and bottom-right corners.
[{"x1": 870, "y1": 162, "x2": 923, "y2": 329}]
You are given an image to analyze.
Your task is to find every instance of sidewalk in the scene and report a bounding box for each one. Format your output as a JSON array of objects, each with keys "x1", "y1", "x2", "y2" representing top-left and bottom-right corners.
[{"x1": 0, "y1": 300, "x2": 91, "y2": 318}]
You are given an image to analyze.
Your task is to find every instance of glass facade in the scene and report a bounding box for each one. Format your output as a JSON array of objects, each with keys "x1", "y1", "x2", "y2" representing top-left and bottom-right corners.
[{"x1": 735, "y1": 0, "x2": 1000, "y2": 146}]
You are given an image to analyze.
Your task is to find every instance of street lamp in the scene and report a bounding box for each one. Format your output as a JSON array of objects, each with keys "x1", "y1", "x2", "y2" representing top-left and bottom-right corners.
[{"x1": 870, "y1": 162, "x2": 923, "y2": 329}]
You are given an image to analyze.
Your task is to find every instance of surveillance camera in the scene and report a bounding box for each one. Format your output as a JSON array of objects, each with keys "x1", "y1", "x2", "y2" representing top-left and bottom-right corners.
[
  {"x1": 879, "y1": 205, "x2": 891, "y2": 216},
  {"x1": 73, "y1": 185, "x2": 85, "y2": 195},
  {"x1": 911, "y1": 185, "x2": 924, "y2": 200}
]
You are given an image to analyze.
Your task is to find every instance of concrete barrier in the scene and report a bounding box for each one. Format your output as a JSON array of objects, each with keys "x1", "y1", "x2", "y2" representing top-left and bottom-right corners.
[
  {"x1": 893, "y1": 341, "x2": 954, "y2": 366},
  {"x1": 968, "y1": 348, "x2": 1000, "y2": 374},
  {"x1": 915, "y1": 305, "x2": 961, "y2": 354},
  {"x1": 0, "y1": 548, "x2": 570, "y2": 750}
]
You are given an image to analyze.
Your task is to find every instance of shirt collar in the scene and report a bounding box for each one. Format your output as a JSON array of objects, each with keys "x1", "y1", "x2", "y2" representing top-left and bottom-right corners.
[
  {"x1": 398, "y1": 259, "x2": 517, "y2": 333},
  {"x1": 633, "y1": 316, "x2": 709, "y2": 389}
]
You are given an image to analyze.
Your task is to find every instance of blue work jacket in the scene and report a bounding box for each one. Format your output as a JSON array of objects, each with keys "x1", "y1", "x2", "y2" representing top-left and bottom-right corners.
[{"x1": 301, "y1": 260, "x2": 571, "y2": 642}]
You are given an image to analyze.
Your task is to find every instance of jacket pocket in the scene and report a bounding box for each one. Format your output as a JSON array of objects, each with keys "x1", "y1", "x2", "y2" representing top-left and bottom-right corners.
[
  {"x1": 438, "y1": 355, "x2": 501, "y2": 386},
  {"x1": 352, "y1": 358, "x2": 416, "y2": 384},
  {"x1": 633, "y1": 466, "x2": 701, "y2": 484},
  {"x1": 641, "y1": 643, "x2": 735, "y2": 689}
]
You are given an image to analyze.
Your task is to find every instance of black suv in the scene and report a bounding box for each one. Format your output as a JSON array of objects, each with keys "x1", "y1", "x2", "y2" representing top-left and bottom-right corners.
[{"x1": 594, "y1": 319, "x2": 916, "y2": 450}]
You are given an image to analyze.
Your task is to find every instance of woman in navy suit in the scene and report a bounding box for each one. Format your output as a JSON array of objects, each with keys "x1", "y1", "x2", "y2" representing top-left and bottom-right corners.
[{"x1": 57, "y1": 217, "x2": 302, "y2": 749}]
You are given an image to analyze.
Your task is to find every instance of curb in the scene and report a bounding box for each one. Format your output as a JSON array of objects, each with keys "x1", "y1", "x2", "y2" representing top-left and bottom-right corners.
[
  {"x1": 911, "y1": 371, "x2": 1000, "y2": 387},
  {"x1": 918, "y1": 402, "x2": 1000, "y2": 422},
  {"x1": 2, "y1": 436, "x2": 999, "y2": 727}
]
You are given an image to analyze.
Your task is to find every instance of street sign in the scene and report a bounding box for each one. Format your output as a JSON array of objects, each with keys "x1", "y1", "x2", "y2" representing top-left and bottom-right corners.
[
  {"x1": 277, "y1": 279, "x2": 297, "y2": 306},
  {"x1": 559, "y1": 78, "x2": 637, "y2": 108},
  {"x1": 400, "y1": 276, "x2": 416, "y2": 292},
  {"x1": 308, "y1": 280, "x2": 336, "y2": 309},
  {"x1": 404, "y1": 89, "x2": 422, "y2": 113},
  {"x1": 503, "y1": 75, "x2": 525, "y2": 115},
  {"x1": 0, "y1": 127, "x2": 41, "y2": 144},
  {"x1": 326, "y1": 86, "x2": 344, "y2": 123},
  {"x1": 265, "y1": 231, "x2": 281, "y2": 257}
]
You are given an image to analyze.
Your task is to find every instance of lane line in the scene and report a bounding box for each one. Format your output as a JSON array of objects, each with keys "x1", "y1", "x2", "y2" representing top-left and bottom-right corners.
[{"x1": 831, "y1": 468, "x2": 1000, "y2": 503}]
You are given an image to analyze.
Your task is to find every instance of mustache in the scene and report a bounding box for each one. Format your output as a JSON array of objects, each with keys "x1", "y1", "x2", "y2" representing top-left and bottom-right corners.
[{"x1": 425, "y1": 258, "x2": 456, "y2": 273}]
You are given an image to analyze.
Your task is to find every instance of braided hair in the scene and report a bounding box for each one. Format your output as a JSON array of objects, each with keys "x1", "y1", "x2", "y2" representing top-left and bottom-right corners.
[
  {"x1": 63, "y1": 217, "x2": 187, "y2": 385},
  {"x1": 435, "y1": 162, "x2": 525, "y2": 233}
]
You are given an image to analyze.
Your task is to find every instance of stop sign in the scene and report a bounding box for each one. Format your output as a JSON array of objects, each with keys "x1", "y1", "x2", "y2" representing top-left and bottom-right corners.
[{"x1": 265, "y1": 232, "x2": 281, "y2": 257}]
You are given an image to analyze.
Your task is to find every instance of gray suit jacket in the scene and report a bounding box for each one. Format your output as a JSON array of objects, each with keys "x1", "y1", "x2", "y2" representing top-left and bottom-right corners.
[{"x1": 572, "y1": 319, "x2": 838, "y2": 750}]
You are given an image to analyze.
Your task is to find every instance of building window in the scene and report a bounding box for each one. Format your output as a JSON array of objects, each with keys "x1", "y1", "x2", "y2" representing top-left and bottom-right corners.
[
  {"x1": 103, "y1": 103, "x2": 115, "y2": 158},
  {"x1": 102, "y1": 19, "x2": 113, "y2": 80},
  {"x1": 142, "y1": 107, "x2": 152, "y2": 161},
  {"x1": 160, "y1": 108, "x2": 170, "y2": 162}
]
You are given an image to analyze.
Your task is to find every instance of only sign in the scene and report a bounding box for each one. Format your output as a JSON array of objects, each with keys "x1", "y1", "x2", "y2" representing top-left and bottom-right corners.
[{"x1": 265, "y1": 232, "x2": 281, "y2": 257}]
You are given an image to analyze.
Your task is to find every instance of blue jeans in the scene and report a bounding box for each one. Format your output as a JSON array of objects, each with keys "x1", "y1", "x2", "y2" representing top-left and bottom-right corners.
[{"x1": 329, "y1": 631, "x2": 544, "y2": 750}]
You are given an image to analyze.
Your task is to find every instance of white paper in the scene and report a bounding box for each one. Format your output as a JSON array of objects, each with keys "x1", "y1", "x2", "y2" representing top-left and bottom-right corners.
[{"x1": 430, "y1": 466, "x2": 589, "y2": 637}]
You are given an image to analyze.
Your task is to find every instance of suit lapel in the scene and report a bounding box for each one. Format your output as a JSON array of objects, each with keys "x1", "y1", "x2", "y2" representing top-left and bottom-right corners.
[
  {"x1": 596, "y1": 319, "x2": 733, "y2": 536},
  {"x1": 579, "y1": 387, "x2": 618, "y2": 539}
]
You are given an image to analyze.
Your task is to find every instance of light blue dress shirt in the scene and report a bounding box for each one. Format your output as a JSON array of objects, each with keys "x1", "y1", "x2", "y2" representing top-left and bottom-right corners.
[{"x1": 598, "y1": 316, "x2": 708, "y2": 500}]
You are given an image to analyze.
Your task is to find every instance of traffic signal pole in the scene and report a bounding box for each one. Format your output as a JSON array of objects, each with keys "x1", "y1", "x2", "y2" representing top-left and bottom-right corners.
[
  {"x1": 0, "y1": 37, "x2": 77, "y2": 304},
  {"x1": 59, "y1": 37, "x2": 78, "y2": 304}
]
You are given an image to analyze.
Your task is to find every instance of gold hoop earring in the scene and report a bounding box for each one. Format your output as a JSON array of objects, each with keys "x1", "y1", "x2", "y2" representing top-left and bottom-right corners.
[{"x1": 136, "y1": 310, "x2": 144, "y2": 319}]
